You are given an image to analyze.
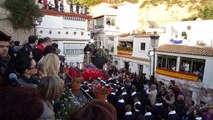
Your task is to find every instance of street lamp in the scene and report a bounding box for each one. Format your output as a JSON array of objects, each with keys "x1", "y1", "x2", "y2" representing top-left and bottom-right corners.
[{"x1": 150, "y1": 31, "x2": 160, "y2": 82}]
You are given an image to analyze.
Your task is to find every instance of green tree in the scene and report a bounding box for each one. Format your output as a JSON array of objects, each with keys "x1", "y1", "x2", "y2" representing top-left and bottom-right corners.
[
  {"x1": 2, "y1": 0, "x2": 41, "y2": 29},
  {"x1": 198, "y1": 6, "x2": 213, "y2": 20}
]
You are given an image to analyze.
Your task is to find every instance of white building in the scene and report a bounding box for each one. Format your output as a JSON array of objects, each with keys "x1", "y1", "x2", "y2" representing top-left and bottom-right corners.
[
  {"x1": 113, "y1": 33, "x2": 153, "y2": 78},
  {"x1": 156, "y1": 21, "x2": 213, "y2": 88},
  {"x1": 153, "y1": 20, "x2": 213, "y2": 103},
  {"x1": 159, "y1": 20, "x2": 213, "y2": 47},
  {"x1": 37, "y1": 9, "x2": 92, "y2": 65},
  {"x1": 90, "y1": 2, "x2": 139, "y2": 50}
]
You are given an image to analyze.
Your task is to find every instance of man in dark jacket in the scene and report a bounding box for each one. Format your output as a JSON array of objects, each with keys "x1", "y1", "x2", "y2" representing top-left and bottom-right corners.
[
  {"x1": 23, "y1": 35, "x2": 37, "y2": 51},
  {"x1": 0, "y1": 31, "x2": 11, "y2": 87}
]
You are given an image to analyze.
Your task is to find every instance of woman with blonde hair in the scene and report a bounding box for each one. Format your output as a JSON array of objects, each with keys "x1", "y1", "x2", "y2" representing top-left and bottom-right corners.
[
  {"x1": 37, "y1": 76, "x2": 64, "y2": 120},
  {"x1": 37, "y1": 63, "x2": 47, "y2": 79},
  {"x1": 39, "y1": 53, "x2": 60, "y2": 76}
]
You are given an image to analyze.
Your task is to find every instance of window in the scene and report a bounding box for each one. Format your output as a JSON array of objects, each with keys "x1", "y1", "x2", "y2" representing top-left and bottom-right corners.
[
  {"x1": 157, "y1": 55, "x2": 177, "y2": 70},
  {"x1": 181, "y1": 32, "x2": 187, "y2": 39},
  {"x1": 94, "y1": 17, "x2": 104, "y2": 28},
  {"x1": 140, "y1": 43, "x2": 146, "y2": 50},
  {"x1": 187, "y1": 26, "x2": 191, "y2": 30},
  {"x1": 106, "y1": 16, "x2": 115, "y2": 26},
  {"x1": 63, "y1": 43, "x2": 85, "y2": 56},
  {"x1": 180, "y1": 57, "x2": 205, "y2": 80},
  {"x1": 108, "y1": 37, "x2": 114, "y2": 41}
]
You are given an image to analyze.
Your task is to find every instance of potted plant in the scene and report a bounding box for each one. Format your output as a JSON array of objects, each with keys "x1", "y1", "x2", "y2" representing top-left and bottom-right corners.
[{"x1": 93, "y1": 84, "x2": 111, "y2": 101}]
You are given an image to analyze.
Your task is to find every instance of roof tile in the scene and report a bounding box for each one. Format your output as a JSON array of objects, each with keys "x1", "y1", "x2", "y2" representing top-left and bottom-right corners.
[{"x1": 156, "y1": 44, "x2": 213, "y2": 57}]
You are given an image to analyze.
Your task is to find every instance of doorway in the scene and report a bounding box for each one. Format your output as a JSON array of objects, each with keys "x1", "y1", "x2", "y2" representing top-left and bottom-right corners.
[{"x1": 138, "y1": 65, "x2": 143, "y2": 76}]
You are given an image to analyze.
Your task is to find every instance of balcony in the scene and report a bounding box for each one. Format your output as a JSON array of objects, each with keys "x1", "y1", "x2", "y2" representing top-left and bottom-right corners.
[
  {"x1": 156, "y1": 68, "x2": 199, "y2": 81},
  {"x1": 40, "y1": 9, "x2": 92, "y2": 20},
  {"x1": 94, "y1": 25, "x2": 104, "y2": 29},
  {"x1": 117, "y1": 46, "x2": 132, "y2": 55}
]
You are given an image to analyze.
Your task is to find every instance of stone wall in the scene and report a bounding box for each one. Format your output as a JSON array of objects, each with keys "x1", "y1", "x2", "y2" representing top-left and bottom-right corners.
[{"x1": 0, "y1": 3, "x2": 33, "y2": 43}]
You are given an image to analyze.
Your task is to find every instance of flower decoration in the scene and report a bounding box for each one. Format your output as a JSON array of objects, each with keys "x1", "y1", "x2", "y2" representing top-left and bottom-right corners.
[{"x1": 94, "y1": 84, "x2": 111, "y2": 95}]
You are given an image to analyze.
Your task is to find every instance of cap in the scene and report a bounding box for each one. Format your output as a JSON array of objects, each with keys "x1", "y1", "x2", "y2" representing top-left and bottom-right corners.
[{"x1": 0, "y1": 31, "x2": 11, "y2": 42}]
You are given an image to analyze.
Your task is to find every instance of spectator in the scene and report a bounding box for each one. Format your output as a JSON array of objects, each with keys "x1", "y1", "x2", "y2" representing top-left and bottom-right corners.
[
  {"x1": 43, "y1": 0, "x2": 48, "y2": 9},
  {"x1": 175, "y1": 95, "x2": 185, "y2": 118},
  {"x1": 54, "y1": 0, "x2": 58, "y2": 11},
  {"x1": 69, "y1": 100, "x2": 117, "y2": 120},
  {"x1": 0, "y1": 31, "x2": 11, "y2": 87},
  {"x1": 37, "y1": 37, "x2": 52, "y2": 52},
  {"x1": 23, "y1": 35, "x2": 38, "y2": 51},
  {"x1": 48, "y1": 1, "x2": 54, "y2": 10},
  {"x1": 60, "y1": 0, "x2": 64, "y2": 12},
  {"x1": 43, "y1": 45, "x2": 57, "y2": 56},
  {"x1": 39, "y1": 53, "x2": 60, "y2": 76},
  {"x1": 16, "y1": 47, "x2": 33, "y2": 59},
  {"x1": 38, "y1": 0, "x2": 43, "y2": 9},
  {"x1": 169, "y1": 80, "x2": 183, "y2": 99},
  {"x1": 33, "y1": 49, "x2": 43, "y2": 63},
  {"x1": 38, "y1": 76, "x2": 64, "y2": 120},
  {"x1": 37, "y1": 63, "x2": 47, "y2": 79},
  {"x1": 0, "y1": 84, "x2": 44, "y2": 120},
  {"x1": 70, "y1": 2, "x2": 73, "y2": 13},
  {"x1": 52, "y1": 43, "x2": 61, "y2": 54},
  {"x1": 15, "y1": 57, "x2": 39, "y2": 88},
  {"x1": 202, "y1": 104, "x2": 213, "y2": 120},
  {"x1": 199, "y1": 100, "x2": 207, "y2": 112},
  {"x1": 146, "y1": 84, "x2": 157, "y2": 106},
  {"x1": 12, "y1": 41, "x2": 21, "y2": 53}
]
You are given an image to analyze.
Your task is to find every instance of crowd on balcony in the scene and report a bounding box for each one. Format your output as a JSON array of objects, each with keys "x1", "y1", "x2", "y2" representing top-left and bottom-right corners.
[
  {"x1": 157, "y1": 55, "x2": 205, "y2": 81},
  {"x1": 117, "y1": 42, "x2": 133, "y2": 52},
  {"x1": 38, "y1": 0, "x2": 88, "y2": 14},
  {"x1": 0, "y1": 31, "x2": 213, "y2": 120}
]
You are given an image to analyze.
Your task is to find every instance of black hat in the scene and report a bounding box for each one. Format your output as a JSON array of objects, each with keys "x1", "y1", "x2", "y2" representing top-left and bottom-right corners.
[{"x1": 0, "y1": 31, "x2": 11, "y2": 42}]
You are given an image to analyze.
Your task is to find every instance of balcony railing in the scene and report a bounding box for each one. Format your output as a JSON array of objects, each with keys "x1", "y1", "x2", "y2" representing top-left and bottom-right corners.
[
  {"x1": 156, "y1": 68, "x2": 199, "y2": 81},
  {"x1": 117, "y1": 46, "x2": 132, "y2": 55},
  {"x1": 94, "y1": 25, "x2": 104, "y2": 29}
]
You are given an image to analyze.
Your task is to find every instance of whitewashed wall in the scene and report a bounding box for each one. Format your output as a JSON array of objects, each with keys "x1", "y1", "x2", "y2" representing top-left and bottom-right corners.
[
  {"x1": 161, "y1": 20, "x2": 213, "y2": 47},
  {"x1": 37, "y1": 14, "x2": 90, "y2": 39},
  {"x1": 132, "y1": 36, "x2": 151, "y2": 59}
]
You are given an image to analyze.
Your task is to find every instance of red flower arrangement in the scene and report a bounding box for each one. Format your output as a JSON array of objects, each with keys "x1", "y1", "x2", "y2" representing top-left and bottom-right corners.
[{"x1": 94, "y1": 84, "x2": 111, "y2": 95}]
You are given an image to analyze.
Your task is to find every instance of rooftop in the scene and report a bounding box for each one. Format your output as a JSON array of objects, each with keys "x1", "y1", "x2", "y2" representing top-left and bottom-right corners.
[{"x1": 157, "y1": 44, "x2": 213, "y2": 57}]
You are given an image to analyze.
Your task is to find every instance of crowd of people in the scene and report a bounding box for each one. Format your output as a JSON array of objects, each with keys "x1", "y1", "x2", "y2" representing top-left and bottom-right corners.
[
  {"x1": 80, "y1": 68, "x2": 213, "y2": 120},
  {"x1": 0, "y1": 30, "x2": 213, "y2": 120},
  {"x1": 38, "y1": 0, "x2": 88, "y2": 14},
  {"x1": 0, "y1": 31, "x2": 67, "y2": 119}
]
